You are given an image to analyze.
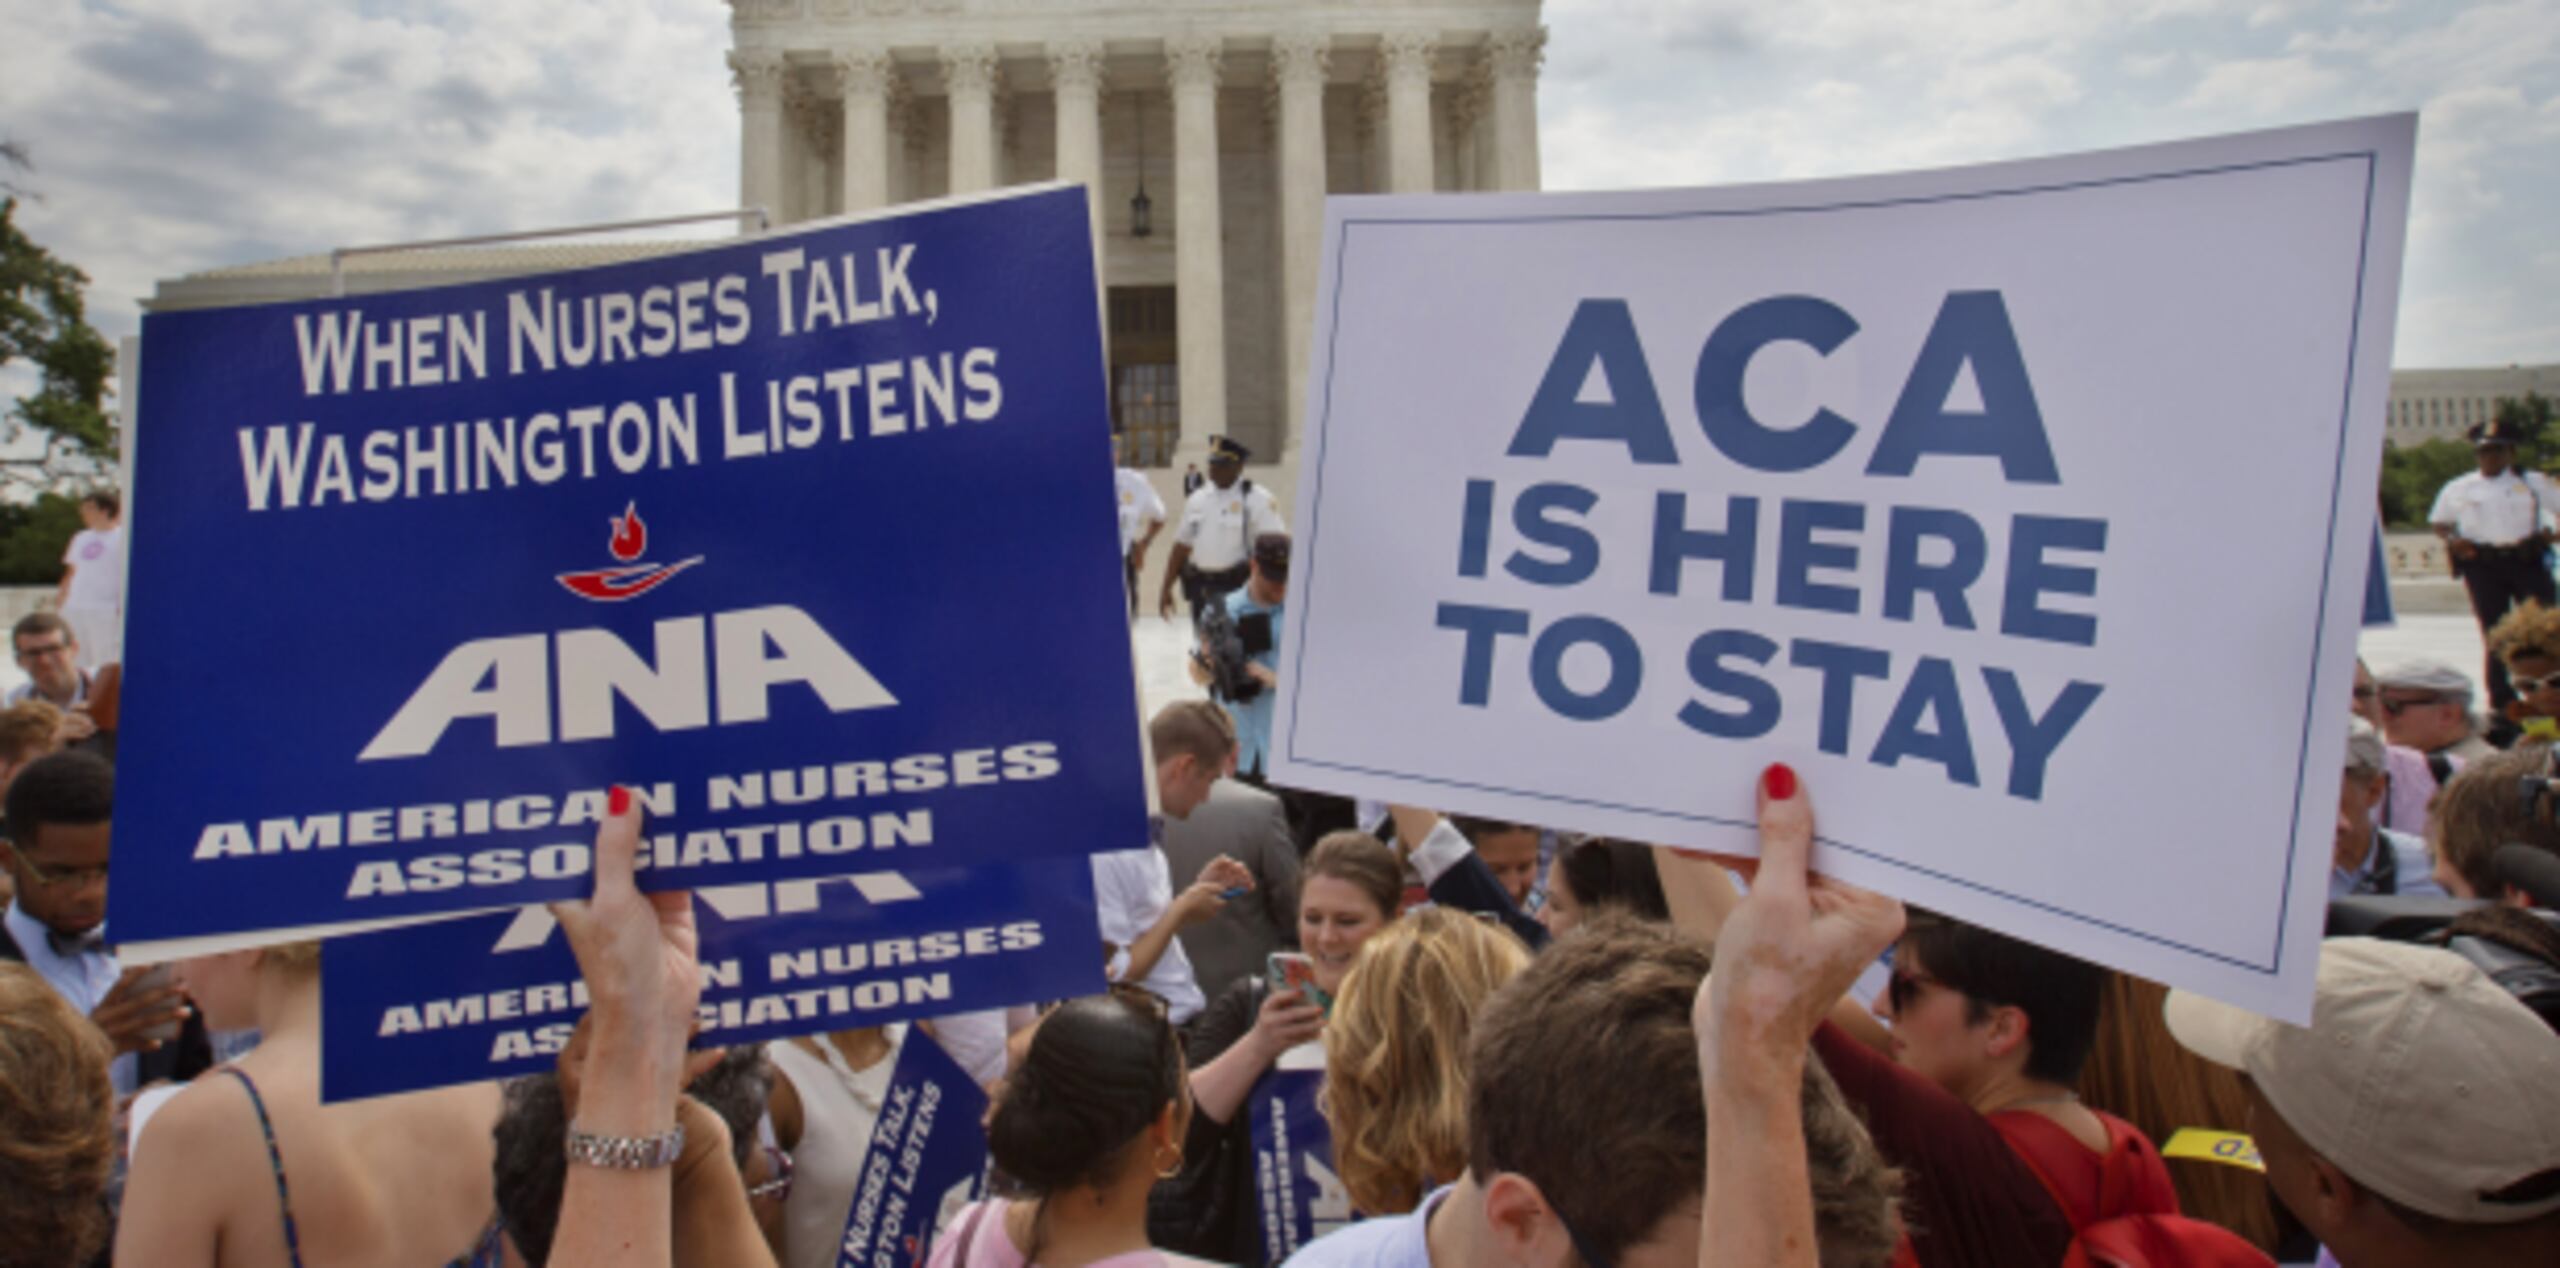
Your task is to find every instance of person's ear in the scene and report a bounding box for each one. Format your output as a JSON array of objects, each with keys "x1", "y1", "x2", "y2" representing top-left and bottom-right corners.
[
  {"x1": 1155, "y1": 1096, "x2": 1182, "y2": 1149},
  {"x1": 2299, "y1": 1151, "x2": 2367, "y2": 1230},
  {"x1": 1481, "y1": 1173, "x2": 1572, "y2": 1265},
  {"x1": 1982, "y1": 1004, "x2": 2029, "y2": 1062}
]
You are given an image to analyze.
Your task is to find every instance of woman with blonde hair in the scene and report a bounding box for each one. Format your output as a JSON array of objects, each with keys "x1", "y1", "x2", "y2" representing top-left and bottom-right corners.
[
  {"x1": 115, "y1": 939, "x2": 505, "y2": 1266},
  {"x1": 1321, "y1": 906, "x2": 1532, "y2": 1216}
]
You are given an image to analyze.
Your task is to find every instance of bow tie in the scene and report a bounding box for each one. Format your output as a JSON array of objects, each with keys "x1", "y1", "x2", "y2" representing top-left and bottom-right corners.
[{"x1": 47, "y1": 927, "x2": 107, "y2": 958}]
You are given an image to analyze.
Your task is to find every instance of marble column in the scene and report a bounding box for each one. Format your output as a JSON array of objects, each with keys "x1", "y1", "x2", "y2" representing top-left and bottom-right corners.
[
  {"x1": 729, "y1": 50, "x2": 788, "y2": 221},
  {"x1": 1487, "y1": 25, "x2": 1545, "y2": 191},
  {"x1": 1380, "y1": 31, "x2": 1437, "y2": 193},
  {"x1": 887, "y1": 83, "x2": 915, "y2": 204},
  {"x1": 1049, "y1": 39, "x2": 1106, "y2": 257},
  {"x1": 942, "y1": 43, "x2": 1000, "y2": 195},
  {"x1": 835, "y1": 48, "x2": 893, "y2": 212},
  {"x1": 1167, "y1": 32, "x2": 1227, "y2": 453},
  {"x1": 1271, "y1": 30, "x2": 1329, "y2": 457},
  {"x1": 1451, "y1": 67, "x2": 1486, "y2": 191}
]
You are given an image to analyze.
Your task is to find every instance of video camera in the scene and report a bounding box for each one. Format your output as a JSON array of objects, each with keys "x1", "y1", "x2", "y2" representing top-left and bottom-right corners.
[
  {"x1": 2327, "y1": 845, "x2": 2560, "y2": 1032},
  {"x1": 1193, "y1": 600, "x2": 1275, "y2": 705}
]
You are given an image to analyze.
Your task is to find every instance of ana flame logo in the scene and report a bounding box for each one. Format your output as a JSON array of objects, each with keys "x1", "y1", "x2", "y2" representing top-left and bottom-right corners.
[{"x1": 557, "y1": 502, "x2": 704, "y2": 602}]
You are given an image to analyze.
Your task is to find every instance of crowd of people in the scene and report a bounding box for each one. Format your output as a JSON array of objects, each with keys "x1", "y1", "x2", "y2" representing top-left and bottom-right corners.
[{"x1": 4, "y1": 459, "x2": 2559, "y2": 1268}]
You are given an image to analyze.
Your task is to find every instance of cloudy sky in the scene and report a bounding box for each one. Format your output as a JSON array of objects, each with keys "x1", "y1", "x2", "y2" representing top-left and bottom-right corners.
[{"x1": 1, "y1": 0, "x2": 2553, "y2": 373}]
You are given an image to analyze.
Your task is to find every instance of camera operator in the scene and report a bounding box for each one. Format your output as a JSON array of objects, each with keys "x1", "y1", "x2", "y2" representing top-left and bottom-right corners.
[
  {"x1": 1191, "y1": 532, "x2": 1288, "y2": 780},
  {"x1": 1189, "y1": 532, "x2": 1351, "y2": 853}
]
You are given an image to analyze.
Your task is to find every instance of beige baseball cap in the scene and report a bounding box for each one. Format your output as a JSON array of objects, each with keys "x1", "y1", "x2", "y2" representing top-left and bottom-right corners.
[{"x1": 2165, "y1": 938, "x2": 2560, "y2": 1223}]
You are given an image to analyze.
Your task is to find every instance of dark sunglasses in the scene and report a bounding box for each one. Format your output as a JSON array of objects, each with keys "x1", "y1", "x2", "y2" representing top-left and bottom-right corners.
[
  {"x1": 2380, "y1": 694, "x2": 2446, "y2": 716},
  {"x1": 1885, "y1": 968, "x2": 1948, "y2": 1015}
]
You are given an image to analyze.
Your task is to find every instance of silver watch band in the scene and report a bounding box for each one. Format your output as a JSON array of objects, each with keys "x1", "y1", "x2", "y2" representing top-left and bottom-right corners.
[{"x1": 564, "y1": 1122, "x2": 686, "y2": 1170}]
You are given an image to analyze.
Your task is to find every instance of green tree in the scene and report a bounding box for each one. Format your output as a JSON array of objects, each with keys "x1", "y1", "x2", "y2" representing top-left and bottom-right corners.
[
  {"x1": 0, "y1": 491, "x2": 81, "y2": 584},
  {"x1": 2378, "y1": 438, "x2": 2476, "y2": 528},
  {"x1": 1, "y1": 142, "x2": 117, "y2": 498}
]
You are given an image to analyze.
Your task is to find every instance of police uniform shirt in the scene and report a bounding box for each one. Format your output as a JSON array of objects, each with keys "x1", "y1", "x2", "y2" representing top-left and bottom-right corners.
[
  {"x1": 2429, "y1": 469, "x2": 2560, "y2": 546},
  {"x1": 1114, "y1": 468, "x2": 1166, "y2": 555},
  {"x1": 1175, "y1": 481, "x2": 1285, "y2": 572}
]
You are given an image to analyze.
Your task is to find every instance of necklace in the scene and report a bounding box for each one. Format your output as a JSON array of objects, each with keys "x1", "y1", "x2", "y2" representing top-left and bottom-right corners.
[
  {"x1": 804, "y1": 1030, "x2": 894, "y2": 1117},
  {"x1": 2001, "y1": 1090, "x2": 2082, "y2": 1111}
]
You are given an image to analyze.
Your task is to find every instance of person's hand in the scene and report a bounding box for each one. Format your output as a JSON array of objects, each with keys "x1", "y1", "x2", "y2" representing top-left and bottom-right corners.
[
  {"x1": 1248, "y1": 988, "x2": 1325, "y2": 1058},
  {"x1": 1246, "y1": 662, "x2": 1278, "y2": 689},
  {"x1": 2451, "y1": 538, "x2": 2480, "y2": 560},
  {"x1": 1198, "y1": 855, "x2": 1253, "y2": 894},
  {"x1": 1695, "y1": 765, "x2": 1904, "y2": 1074},
  {"x1": 552, "y1": 788, "x2": 702, "y2": 1123},
  {"x1": 90, "y1": 967, "x2": 189, "y2": 1055},
  {"x1": 1158, "y1": 590, "x2": 1178, "y2": 621},
  {"x1": 1169, "y1": 875, "x2": 1235, "y2": 926},
  {"x1": 56, "y1": 709, "x2": 98, "y2": 743},
  {"x1": 1188, "y1": 651, "x2": 1213, "y2": 687}
]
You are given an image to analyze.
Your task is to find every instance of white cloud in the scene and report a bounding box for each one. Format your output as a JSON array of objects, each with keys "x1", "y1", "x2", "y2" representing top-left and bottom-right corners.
[
  {"x1": 2176, "y1": 55, "x2": 2345, "y2": 115},
  {"x1": 0, "y1": 0, "x2": 2551, "y2": 371}
]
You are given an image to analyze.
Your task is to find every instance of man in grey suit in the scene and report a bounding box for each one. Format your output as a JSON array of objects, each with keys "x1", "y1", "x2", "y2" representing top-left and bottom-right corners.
[{"x1": 1159, "y1": 775, "x2": 1301, "y2": 999}]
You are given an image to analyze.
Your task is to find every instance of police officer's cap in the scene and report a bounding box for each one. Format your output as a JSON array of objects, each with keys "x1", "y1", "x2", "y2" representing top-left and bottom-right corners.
[
  {"x1": 1208, "y1": 435, "x2": 1251, "y2": 465},
  {"x1": 2469, "y1": 418, "x2": 2526, "y2": 448}
]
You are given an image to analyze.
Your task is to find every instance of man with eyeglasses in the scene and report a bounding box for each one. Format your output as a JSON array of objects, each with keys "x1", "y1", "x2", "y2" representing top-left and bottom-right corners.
[
  {"x1": 2373, "y1": 659, "x2": 2494, "y2": 767},
  {"x1": 5, "y1": 612, "x2": 99, "y2": 743},
  {"x1": 2430, "y1": 418, "x2": 2560, "y2": 724},
  {"x1": 2352, "y1": 657, "x2": 2442, "y2": 836},
  {"x1": 0, "y1": 751, "x2": 192, "y2": 1096}
]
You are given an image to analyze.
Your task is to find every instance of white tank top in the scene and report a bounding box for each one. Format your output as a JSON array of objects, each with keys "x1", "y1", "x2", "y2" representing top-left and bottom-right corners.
[{"x1": 768, "y1": 1024, "x2": 905, "y2": 1268}]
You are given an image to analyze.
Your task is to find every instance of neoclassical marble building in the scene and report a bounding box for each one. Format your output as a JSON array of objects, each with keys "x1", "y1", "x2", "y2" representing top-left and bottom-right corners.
[{"x1": 724, "y1": 0, "x2": 1549, "y2": 469}]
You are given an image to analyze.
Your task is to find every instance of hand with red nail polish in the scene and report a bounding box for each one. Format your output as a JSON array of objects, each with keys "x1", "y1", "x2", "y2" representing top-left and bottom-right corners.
[
  {"x1": 1693, "y1": 763, "x2": 1905, "y2": 1268},
  {"x1": 1700, "y1": 763, "x2": 1906, "y2": 1063},
  {"x1": 548, "y1": 785, "x2": 700, "y2": 1136}
]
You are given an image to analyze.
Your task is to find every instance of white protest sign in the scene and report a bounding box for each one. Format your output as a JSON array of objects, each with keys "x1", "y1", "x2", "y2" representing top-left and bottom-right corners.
[{"x1": 1272, "y1": 116, "x2": 2414, "y2": 1021}]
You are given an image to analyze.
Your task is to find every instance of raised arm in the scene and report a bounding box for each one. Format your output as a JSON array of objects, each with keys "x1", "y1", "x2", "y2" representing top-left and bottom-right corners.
[
  {"x1": 1694, "y1": 765, "x2": 1906, "y2": 1268},
  {"x1": 547, "y1": 788, "x2": 702, "y2": 1268}
]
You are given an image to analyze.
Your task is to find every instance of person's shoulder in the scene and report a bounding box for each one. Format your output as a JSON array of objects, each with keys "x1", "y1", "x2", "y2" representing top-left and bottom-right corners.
[
  {"x1": 136, "y1": 1068, "x2": 254, "y2": 1157},
  {"x1": 1282, "y1": 1208, "x2": 1428, "y2": 1267}
]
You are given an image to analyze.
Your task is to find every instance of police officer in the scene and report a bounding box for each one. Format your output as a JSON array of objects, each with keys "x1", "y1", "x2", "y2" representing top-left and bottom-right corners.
[
  {"x1": 1157, "y1": 435, "x2": 1285, "y2": 621},
  {"x1": 2430, "y1": 417, "x2": 2560, "y2": 719}
]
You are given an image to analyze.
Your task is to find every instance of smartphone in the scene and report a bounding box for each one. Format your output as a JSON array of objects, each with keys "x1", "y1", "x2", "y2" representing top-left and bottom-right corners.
[
  {"x1": 1266, "y1": 952, "x2": 1331, "y2": 1014},
  {"x1": 133, "y1": 963, "x2": 184, "y2": 1043}
]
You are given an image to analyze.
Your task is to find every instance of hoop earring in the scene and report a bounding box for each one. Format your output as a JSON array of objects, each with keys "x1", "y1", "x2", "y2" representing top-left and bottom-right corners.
[{"x1": 1153, "y1": 1144, "x2": 1184, "y2": 1179}]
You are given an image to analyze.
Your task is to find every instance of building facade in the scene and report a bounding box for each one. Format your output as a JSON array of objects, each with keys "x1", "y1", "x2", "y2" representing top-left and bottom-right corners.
[
  {"x1": 725, "y1": 0, "x2": 1548, "y2": 470},
  {"x1": 2383, "y1": 364, "x2": 2560, "y2": 449}
]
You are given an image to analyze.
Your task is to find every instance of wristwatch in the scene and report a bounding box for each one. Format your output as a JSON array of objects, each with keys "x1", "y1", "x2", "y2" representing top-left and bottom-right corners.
[{"x1": 564, "y1": 1122, "x2": 686, "y2": 1170}]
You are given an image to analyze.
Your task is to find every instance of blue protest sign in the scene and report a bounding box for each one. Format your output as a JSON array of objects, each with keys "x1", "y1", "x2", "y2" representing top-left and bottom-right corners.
[
  {"x1": 1248, "y1": 1062, "x2": 1357, "y2": 1259},
  {"x1": 113, "y1": 186, "x2": 1144, "y2": 951},
  {"x1": 2364, "y1": 524, "x2": 2395, "y2": 627},
  {"x1": 836, "y1": 1029, "x2": 993, "y2": 1268},
  {"x1": 317, "y1": 857, "x2": 1099, "y2": 1101}
]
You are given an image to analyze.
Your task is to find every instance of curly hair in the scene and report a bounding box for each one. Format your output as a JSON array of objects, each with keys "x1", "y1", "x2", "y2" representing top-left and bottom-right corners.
[
  {"x1": 0, "y1": 964, "x2": 115, "y2": 1268},
  {"x1": 2490, "y1": 599, "x2": 2560, "y2": 667},
  {"x1": 1323, "y1": 907, "x2": 1531, "y2": 1215}
]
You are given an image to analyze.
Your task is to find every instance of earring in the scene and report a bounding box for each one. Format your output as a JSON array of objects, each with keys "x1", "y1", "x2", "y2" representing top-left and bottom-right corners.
[{"x1": 1153, "y1": 1144, "x2": 1184, "y2": 1179}]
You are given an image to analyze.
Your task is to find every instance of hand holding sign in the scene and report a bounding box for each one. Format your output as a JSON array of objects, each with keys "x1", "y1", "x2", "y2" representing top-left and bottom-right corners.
[
  {"x1": 1696, "y1": 765, "x2": 1906, "y2": 1068},
  {"x1": 549, "y1": 786, "x2": 700, "y2": 1132},
  {"x1": 1695, "y1": 764, "x2": 1905, "y2": 1268}
]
